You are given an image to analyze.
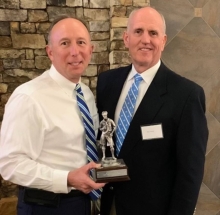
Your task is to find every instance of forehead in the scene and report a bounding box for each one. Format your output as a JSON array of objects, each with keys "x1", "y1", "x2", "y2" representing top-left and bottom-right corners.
[
  {"x1": 50, "y1": 18, "x2": 90, "y2": 41},
  {"x1": 129, "y1": 9, "x2": 163, "y2": 31}
]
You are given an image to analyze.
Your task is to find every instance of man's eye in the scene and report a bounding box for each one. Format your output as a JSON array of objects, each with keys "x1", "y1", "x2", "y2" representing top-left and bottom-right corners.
[
  {"x1": 151, "y1": 31, "x2": 157, "y2": 36},
  {"x1": 135, "y1": 29, "x2": 142, "y2": 34},
  {"x1": 61, "y1": 41, "x2": 68, "y2": 46},
  {"x1": 78, "y1": 40, "x2": 86, "y2": 45}
]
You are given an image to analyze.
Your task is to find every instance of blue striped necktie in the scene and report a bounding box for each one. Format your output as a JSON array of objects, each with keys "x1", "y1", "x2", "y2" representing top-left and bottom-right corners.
[
  {"x1": 75, "y1": 83, "x2": 102, "y2": 200},
  {"x1": 115, "y1": 74, "x2": 143, "y2": 156}
]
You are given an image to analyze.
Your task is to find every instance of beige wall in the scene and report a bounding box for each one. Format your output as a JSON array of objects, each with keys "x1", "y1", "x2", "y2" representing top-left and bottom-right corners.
[
  {"x1": 153, "y1": 1, "x2": 220, "y2": 214},
  {"x1": 0, "y1": 0, "x2": 220, "y2": 214}
]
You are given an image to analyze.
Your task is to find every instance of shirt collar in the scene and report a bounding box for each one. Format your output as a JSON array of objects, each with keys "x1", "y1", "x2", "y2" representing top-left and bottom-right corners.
[
  {"x1": 49, "y1": 65, "x2": 81, "y2": 94},
  {"x1": 128, "y1": 60, "x2": 161, "y2": 84}
]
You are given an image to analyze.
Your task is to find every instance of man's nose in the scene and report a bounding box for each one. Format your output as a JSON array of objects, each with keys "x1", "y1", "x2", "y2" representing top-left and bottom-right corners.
[
  {"x1": 70, "y1": 43, "x2": 79, "y2": 56},
  {"x1": 141, "y1": 32, "x2": 150, "y2": 44}
]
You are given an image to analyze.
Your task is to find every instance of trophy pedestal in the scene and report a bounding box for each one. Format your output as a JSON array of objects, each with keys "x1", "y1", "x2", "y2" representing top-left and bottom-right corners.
[{"x1": 93, "y1": 158, "x2": 130, "y2": 183}]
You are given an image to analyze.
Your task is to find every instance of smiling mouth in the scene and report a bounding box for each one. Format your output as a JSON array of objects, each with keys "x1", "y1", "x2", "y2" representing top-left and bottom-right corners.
[
  {"x1": 69, "y1": 61, "x2": 82, "y2": 66},
  {"x1": 140, "y1": 48, "x2": 151, "y2": 51}
]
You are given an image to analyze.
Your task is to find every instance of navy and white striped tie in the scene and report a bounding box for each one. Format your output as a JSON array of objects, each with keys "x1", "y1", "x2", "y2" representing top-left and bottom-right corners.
[
  {"x1": 75, "y1": 83, "x2": 102, "y2": 200},
  {"x1": 115, "y1": 74, "x2": 143, "y2": 156}
]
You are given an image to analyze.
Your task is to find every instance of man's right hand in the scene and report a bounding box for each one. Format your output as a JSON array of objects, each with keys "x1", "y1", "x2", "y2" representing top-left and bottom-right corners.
[{"x1": 67, "y1": 162, "x2": 105, "y2": 194}]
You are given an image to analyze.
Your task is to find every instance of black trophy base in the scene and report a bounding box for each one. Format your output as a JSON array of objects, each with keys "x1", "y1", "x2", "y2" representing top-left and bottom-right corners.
[{"x1": 93, "y1": 158, "x2": 130, "y2": 183}]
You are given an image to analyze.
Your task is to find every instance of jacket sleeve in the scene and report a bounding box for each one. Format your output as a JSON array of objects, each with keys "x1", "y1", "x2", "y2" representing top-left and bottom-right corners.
[{"x1": 168, "y1": 86, "x2": 208, "y2": 215}]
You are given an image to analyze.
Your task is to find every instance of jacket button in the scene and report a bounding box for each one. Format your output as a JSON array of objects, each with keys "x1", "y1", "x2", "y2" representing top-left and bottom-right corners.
[{"x1": 110, "y1": 186, "x2": 114, "y2": 190}]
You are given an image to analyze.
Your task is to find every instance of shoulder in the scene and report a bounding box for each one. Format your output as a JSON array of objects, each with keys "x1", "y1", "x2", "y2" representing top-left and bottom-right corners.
[
  {"x1": 13, "y1": 70, "x2": 51, "y2": 96},
  {"x1": 5, "y1": 71, "x2": 52, "y2": 109},
  {"x1": 108, "y1": 118, "x2": 114, "y2": 123},
  {"x1": 159, "y1": 63, "x2": 204, "y2": 94},
  {"x1": 169, "y1": 70, "x2": 203, "y2": 94},
  {"x1": 110, "y1": 119, "x2": 116, "y2": 125},
  {"x1": 98, "y1": 65, "x2": 131, "y2": 81}
]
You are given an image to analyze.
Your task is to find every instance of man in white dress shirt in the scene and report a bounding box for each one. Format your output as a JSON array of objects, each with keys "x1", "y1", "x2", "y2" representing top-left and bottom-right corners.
[{"x1": 0, "y1": 15, "x2": 104, "y2": 215}]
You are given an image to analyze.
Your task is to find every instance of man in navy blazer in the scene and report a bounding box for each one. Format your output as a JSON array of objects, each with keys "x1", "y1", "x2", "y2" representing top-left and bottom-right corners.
[{"x1": 97, "y1": 7, "x2": 208, "y2": 215}]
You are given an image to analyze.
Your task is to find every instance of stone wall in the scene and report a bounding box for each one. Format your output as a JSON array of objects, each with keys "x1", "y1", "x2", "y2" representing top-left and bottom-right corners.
[
  {"x1": 1, "y1": 0, "x2": 220, "y2": 215},
  {"x1": 0, "y1": 0, "x2": 150, "y2": 124},
  {"x1": 0, "y1": 0, "x2": 149, "y2": 214}
]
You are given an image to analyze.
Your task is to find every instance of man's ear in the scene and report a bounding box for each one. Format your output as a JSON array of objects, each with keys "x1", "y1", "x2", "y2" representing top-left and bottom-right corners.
[
  {"x1": 123, "y1": 31, "x2": 129, "y2": 48},
  {"x1": 161, "y1": 34, "x2": 167, "y2": 52},
  {"x1": 46, "y1": 45, "x2": 53, "y2": 61},
  {"x1": 90, "y1": 44, "x2": 94, "y2": 55}
]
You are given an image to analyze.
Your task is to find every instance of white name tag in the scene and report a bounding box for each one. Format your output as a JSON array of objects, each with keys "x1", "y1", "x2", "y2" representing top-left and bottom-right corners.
[{"x1": 141, "y1": 124, "x2": 163, "y2": 140}]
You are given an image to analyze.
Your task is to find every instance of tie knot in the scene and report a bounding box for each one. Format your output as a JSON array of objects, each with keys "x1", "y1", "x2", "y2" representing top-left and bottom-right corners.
[
  {"x1": 75, "y1": 83, "x2": 81, "y2": 93},
  {"x1": 134, "y1": 73, "x2": 143, "y2": 84}
]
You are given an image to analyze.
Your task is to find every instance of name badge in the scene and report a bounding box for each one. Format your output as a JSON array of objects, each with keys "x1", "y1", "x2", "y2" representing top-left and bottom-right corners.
[{"x1": 141, "y1": 124, "x2": 163, "y2": 140}]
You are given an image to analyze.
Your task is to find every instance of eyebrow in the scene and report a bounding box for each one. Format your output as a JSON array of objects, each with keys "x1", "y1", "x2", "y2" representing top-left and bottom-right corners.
[
  {"x1": 59, "y1": 37, "x2": 69, "y2": 41},
  {"x1": 133, "y1": 27, "x2": 159, "y2": 32},
  {"x1": 59, "y1": 37, "x2": 87, "y2": 42},
  {"x1": 131, "y1": 27, "x2": 143, "y2": 32}
]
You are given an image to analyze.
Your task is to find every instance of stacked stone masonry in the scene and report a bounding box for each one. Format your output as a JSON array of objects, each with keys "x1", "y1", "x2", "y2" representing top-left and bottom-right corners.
[
  {"x1": 0, "y1": 0, "x2": 149, "y2": 124},
  {"x1": 0, "y1": 0, "x2": 149, "y2": 207}
]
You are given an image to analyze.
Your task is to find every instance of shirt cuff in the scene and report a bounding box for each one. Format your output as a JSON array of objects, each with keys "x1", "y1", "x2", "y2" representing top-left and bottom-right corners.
[{"x1": 52, "y1": 169, "x2": 69, "y2": 193}]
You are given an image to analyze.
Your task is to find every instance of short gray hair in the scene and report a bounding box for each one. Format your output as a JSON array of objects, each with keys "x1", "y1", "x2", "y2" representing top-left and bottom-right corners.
[{"x1": 127, "y1": 7, "x2": 166, "y2": 34}]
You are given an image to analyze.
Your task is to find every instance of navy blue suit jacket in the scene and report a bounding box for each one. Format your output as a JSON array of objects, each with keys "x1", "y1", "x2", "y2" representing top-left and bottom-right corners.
[{"x1": 96, "y1": 62, "x2": 208, "y2": 215}]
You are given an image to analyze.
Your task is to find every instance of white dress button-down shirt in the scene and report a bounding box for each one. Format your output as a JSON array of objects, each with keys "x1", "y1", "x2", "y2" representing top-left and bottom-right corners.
[
  {"x1": 115, "y1": 60, "x2": 160, "y2": 125},
  {"x1": 0, "y1": 65, "x2": 99, "y2": 193}
]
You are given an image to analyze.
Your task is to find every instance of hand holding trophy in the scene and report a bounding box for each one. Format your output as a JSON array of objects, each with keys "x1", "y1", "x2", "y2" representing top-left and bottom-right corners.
[{"x1": 93, "y1": 111, "x2": 130, "y2": 182}]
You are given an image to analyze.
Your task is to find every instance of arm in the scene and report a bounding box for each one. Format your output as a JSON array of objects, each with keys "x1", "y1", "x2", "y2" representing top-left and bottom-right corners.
[
  {"x1": 168, "y1": 86, "x2": 208, "y2": 215},
  {"x1": 0, "y1": 93, "x2": 69, "y2": 193},
  {"x1": 0, "y1": 93, "x2": 104, "y2": 194},
  {"x1": 100, "y1": 121, "x2": 109, "y2": 135},
  {"x1": 110, "y1": 119, "x2": 116, "y2": 136},
  {"x1": 99, "y1": 121, "x2": 106, "y2": 131}
]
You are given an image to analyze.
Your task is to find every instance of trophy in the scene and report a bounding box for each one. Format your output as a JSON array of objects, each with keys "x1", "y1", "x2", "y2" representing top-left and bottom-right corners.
[{"x1": 93, "y1": 111, "x2": 130, "y2": 183}]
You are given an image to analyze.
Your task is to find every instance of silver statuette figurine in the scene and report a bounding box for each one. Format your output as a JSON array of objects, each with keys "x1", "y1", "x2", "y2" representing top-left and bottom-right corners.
[
  {"x1": 99, "y1": 111, "x2": 117, "y2": 164},
  {"x1": 93, "y1": 111, "x2": 130, "y2": 182}
]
